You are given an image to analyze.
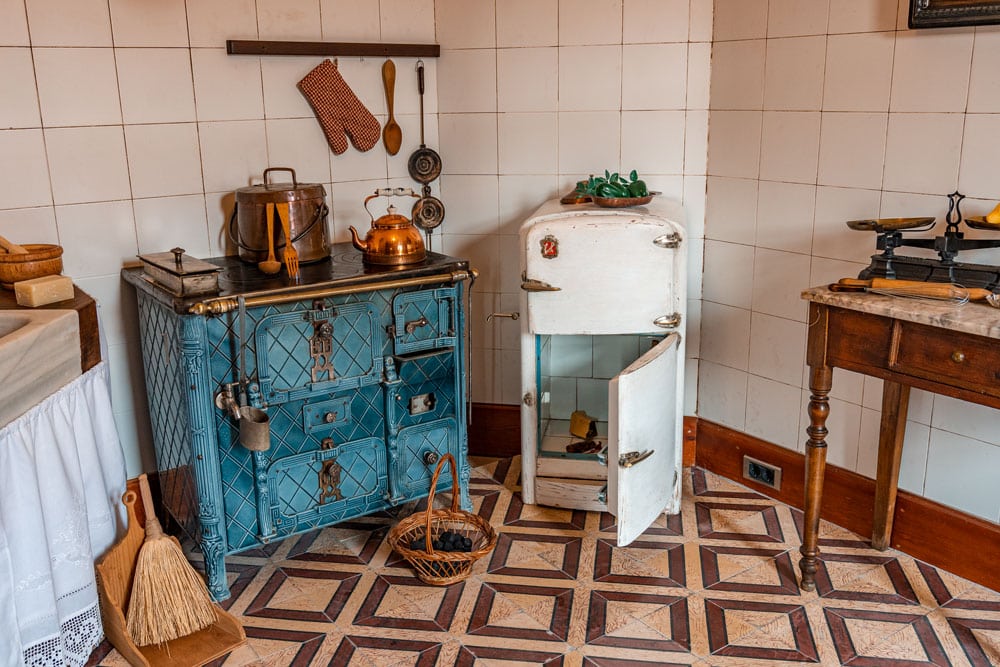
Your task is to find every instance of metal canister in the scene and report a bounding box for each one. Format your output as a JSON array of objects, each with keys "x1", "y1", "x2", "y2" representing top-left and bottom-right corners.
[{"x1": 230, "y1": 167, "x2": 330, "y2": 264}]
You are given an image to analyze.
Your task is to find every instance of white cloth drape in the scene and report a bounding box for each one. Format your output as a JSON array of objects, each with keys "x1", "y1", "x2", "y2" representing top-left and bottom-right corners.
[{"x1": 0, "y1": 361, "x2": 127, "y2": 667}]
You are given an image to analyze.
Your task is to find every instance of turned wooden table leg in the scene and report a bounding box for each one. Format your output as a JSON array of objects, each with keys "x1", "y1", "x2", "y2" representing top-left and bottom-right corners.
[
  {"x1": 800, "y1": 364, "x2": 832, "y2": 591},
  {"x1": 871, "y1": 380, "x2": 909, "y2": 550}
]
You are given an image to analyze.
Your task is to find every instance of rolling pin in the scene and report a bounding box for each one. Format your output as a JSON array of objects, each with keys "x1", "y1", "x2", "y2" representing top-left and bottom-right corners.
[{"x1": 832, "y1": 278, "x2": 999, "y2": 306}]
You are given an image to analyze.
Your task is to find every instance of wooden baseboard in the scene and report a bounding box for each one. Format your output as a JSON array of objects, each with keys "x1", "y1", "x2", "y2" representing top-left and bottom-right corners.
[{"x1": 696, "y1": 418, "x2": 1000, "y2": 592}]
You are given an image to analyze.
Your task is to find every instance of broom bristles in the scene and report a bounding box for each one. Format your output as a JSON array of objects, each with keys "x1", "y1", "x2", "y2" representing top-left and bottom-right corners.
[{"x1": 126, "y1": 535, "x2": 218, "y2": 646}]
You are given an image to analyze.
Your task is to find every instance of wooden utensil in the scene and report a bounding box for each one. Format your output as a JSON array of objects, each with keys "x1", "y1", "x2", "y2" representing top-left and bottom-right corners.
[
  {"x1": 833, "y1": 277, "x2": 1000, "y2": 307},
  {"x1": 258, "y1": 203, "x2": 281, "y2": 274},
  {"x1": 0, "y1": 234, "x2": 29, "y2": 254},
  {"x1": 276, "y1": 202, "x2": 299, "y2": 280},
  {"x1": 382, "y1": 59, "x2": 402, "y2": 155}
]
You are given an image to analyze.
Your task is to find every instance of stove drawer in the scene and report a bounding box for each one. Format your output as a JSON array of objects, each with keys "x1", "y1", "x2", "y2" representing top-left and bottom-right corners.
[
  {"x1": 392, "y1": 418, "x2": 459, "y2": 501},
  {"x1": 891, "y1": 321, "x2": 1000, "y2": 399},
  {"x1": 391, "y1": 288, "x2": 457, "y2": 355}
]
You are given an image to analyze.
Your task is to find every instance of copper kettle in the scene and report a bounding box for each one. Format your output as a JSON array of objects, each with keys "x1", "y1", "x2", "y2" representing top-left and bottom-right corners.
[{"x1": 350, "y1": 188, "x2": 426, "y2": 265}]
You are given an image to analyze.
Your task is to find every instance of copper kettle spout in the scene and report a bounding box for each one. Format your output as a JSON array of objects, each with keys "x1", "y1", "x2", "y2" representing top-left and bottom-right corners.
[{"x1": 348, "y1": 225, "x2": 367, "y2": 253}]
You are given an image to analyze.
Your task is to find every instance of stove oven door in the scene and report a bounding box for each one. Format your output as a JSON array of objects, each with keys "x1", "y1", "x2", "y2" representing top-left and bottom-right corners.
[{"x1": 607, "y1": 331, "x2": 682, "y2": 546}]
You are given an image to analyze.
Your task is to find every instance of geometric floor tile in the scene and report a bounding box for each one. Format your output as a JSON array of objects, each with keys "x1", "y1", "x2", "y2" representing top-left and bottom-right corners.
[
  {"x1": 705, "y1": 598, "x2": 819, "y2": 662},
  {"x1": 824, "y1": 607, "x2": 949, "y2": 666},
  {"x1": 87, "y1": 463, "x2": 1000, "y2": 667},
  {"x1": 467, "y1": 582, "x2": 574, "y2": 642},
  {"x1": 594, "y1": 538, "x2": 686, "y2": 587},
  {"x1": 586, "y1": 589, "x2": 690, "y2": 652},
  {"x1": 699, "y1": 545, "x2": 800, "y2": 595},
  {"x1": 695, "y1": 501, "x2": 785, "y2": 543}
]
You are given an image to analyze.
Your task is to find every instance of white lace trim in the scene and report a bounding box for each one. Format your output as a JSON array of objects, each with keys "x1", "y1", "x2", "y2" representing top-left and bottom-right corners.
[{"x1": 22, "y1": 600, "x2": 102, "y2": 667}]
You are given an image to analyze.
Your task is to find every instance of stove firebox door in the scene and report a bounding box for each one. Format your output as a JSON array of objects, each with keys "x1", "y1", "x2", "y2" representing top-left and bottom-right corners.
[{"x1": 608, "y1": 331, "x2": 681, "y2": 546}]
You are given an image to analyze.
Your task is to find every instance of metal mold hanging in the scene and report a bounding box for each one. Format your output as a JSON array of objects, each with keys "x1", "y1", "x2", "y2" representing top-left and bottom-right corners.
[{"x1": 229, "y1": 167, "x2": 330, "y2": 265}]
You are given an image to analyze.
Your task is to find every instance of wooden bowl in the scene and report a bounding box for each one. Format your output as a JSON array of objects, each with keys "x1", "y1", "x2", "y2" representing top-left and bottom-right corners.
[
  {"x1": 590, "y1": 192, "x2": 658, "y2": 208},
  {"x1": 0, "y1": 244, "x2": 63, "y2": 289}
]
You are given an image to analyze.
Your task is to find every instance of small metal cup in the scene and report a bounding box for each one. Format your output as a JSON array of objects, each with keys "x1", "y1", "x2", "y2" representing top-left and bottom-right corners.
[{"x1": 238, "y1": 406, "x2": 271, "y2": 451}]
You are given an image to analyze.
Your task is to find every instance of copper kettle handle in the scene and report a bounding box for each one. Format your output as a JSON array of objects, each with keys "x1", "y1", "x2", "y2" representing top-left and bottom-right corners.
[
  {"x1": 263, "y1": 167, "x2": 297, "y2": 189},
  {"x1": 364, "y1": 188, "x2": 420, "y2": 222}
]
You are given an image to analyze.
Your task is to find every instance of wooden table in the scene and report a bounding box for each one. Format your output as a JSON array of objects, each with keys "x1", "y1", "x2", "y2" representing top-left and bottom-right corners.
[{"x1": 799, "y1": 287, "x2": 1000, "y2": 591}]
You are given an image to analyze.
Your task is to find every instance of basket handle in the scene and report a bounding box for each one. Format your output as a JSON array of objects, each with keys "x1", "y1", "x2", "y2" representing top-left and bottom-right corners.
[{"x1": 423, "y1": 453, "x2": 460, "y2": 549}]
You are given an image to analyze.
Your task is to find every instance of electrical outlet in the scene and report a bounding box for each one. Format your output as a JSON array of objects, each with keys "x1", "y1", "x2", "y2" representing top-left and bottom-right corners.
[{"x1": 742, "y1": 455, "x2": 782, "y2": 490}]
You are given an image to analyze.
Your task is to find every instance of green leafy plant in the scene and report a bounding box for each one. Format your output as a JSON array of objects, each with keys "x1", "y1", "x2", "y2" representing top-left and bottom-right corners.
[{"x1": 575, "y1": 170, "x2": 648, "y2": 198}]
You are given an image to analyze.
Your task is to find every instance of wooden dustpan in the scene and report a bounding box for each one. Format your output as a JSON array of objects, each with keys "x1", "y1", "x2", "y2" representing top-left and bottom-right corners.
[{"x1": 95, "y1": 490, "x2": 246, "y2": 666}]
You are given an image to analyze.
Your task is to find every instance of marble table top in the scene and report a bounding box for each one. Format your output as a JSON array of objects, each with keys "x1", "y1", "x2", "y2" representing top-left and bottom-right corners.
[{"x1": 802, "y1": 286, "x2": 1000, "y2": 340}]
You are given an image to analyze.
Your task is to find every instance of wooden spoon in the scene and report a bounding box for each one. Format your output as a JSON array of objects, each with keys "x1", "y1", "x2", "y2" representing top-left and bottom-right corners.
[
  {"x1": 382, "y1": 59, "x2": 402, "y2": 156},
  {"x1": 258, "y1": 203, "x2": 282, "y2": 274},
  {"x1": 0, "y1": 234, "x2": 29, "y2": 254}
]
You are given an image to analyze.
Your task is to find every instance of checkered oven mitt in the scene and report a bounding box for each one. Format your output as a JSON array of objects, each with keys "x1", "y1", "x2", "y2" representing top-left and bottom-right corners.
[{"x1": 298, "y1": 59, "x2": 380, "y2": 155}]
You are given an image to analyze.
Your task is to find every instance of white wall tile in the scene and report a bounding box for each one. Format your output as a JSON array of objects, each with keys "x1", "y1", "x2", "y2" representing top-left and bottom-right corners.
[
  {"x1": 968, "y1": 30, "x2": 1000, "y2": 112},
  {"x1": 117, "y1": 48, "x2": 196, "y2": 124},
  {"x1": 45, "y1": 126, "x2": 131, "y2": 204},
  {"x1": 0, "y1": 0, "x2": 29, "y2": 45},
  {"x1": 828, "y1": 0, "x2": 897, "y2": 33},
  {"x1": 320, "y1": 0, "x2": 380, "y2": 41},
  {"x1": 620, "y1": 111, "x2": 685, "y2": 175},
  {"x1": 498, "y1": 113, "x2": 557, "y2": 175},
  {"x1": 687, "y1": 42, "x2": 711, "y2": 110},
  {"x1": 265, "y1": 117, "x2": 333, "y2": 184},
  {"x1": 700, "y1": 301, "x2": 751, "y2": 370},
  {"x1": 756, "y1": 181, "x2": 815, "y2": 254},
  {"x1": 54, "y1": 200, "x2": 136, "y2": 278},
  {"x1": 623, "y1": 0, "x2": 688, "y2": 43},
  {"x1": 959, "y1": 114, "x2": 1000, "y2": 200},
  {"x1": 0, "y1": 48, "x2": 40, "y2": 128},
  {"x1": 683, "y1": 175, "x2": 707, "y2": 239},
  {"x1": 751, "y1": 248, "x2": 811, "y2": 322},
  {"x1": 0, "y1": 206, "x2": 57, "y2": 245},
  {"x1": 192, "y1": 48, "x2": 264, "y2": 122},
  {"x1": 379, "y1": 0, "x2": 435, "y2": 43},
  {"x1": 812, "y1": 186, "x2": 881, "y2": 263},
  {"x1": 759, "y1": 112, "x2": 821, "y2": 184},
  {"x1": 827, "y1": 368, "x2": 865, "y2": 405},
  {"x1": 710, "y1": 40, "x2": 765, "y2": 111},
  {"x1": 749, "y1": 311, "x2": 806, "y2": 386},
  {"x1": 337, "y1": 57, "x2": 391, "y2": 118},
  {"x1": 698, "y1": 361, "x2": 748, "y2": 430},
  {"x1": 0, "y1": 130, "x2": 52, "y2": 208},
  {"x1": 133, "y1": 195, "x2": 210, "y2": 257},
  {"x1": 187, "y1": 0, "x2": 257, "y2": 47},
  {"x1": 702, "y1": 240, "x2": 754, "y2": 308},
  {"x1": 932, "y1": 395, "x2": 1000, "y2": 446},
  {"x1": 763, "y1": 37, "x2": 826, "y2": 111},
  {"x1": 438, "y1": 49, "x2": 496, "y2": 113},
  {"x1": 327, "y1": 178, "x2": 380, "y2": 243},
  {"x1": 498, "y1": 47, "x2": 558, "y2": 112},
  {"x1": 823, "y1": 33, "x2": 894, "y2": 112},
  {"x1": 441, "y1": 232, "x2": 499, "y2": 291},
  {"x1": 767, "y1": 0, "x2": 830, "y2": 37},
  {"x1": 890, "y1": 31, "x2": 974, "y2": 113},
  {"x1": 746, "y1": 375, "x2": 802, "y2": 450},
  {"x1": 818, "y1": 395, "x2": 862, "y2": 466},
  {"x1": 817, "y1": 112, "x2": 887, "y2": 189},
  {"x1": 440, "y1": 113, "x2": 499, "y2": 175},
  {"x1": 198, "y1": 120, "x2": 268, "y2": 192},
  {"x1": 559, "y1": 45, "x2": 622, "y2": 111},
  {"x1": 24, "y1": 0, "x2": 112, "y2": 46},
  {"x1": 883, "y1": 113, "x2": 963, "y2": 195},
  {"x1": 124, "y1": 124, "x2": 203, "y2": 198},
  {"x1": 558, "y1": 111, "x2": 621, "y2": 175},
  {"x1": 684, "y1": 111, "x2": 709, "y2": 175},
  {"x1": 439, "y1": 175, "x2": 500, "y2": 235},
  {"x1": 262, "y1": 58, "x2": 326, "y2": 119},
  {"x1": 924, "y1": 429, "x2": 1000, "y2": 521},
  {"x1": 33, "y1": 48, "x2": 121, "y2": 127},
  {"x1": 705, "y1": 176, "x2": 757, "y2": 244},
  {"x1": 559, "y1": 0, "x2": 622, "y2": 45},
  {"x1": 436, "y1": 0, "x2": 495, "y2": 48},
  {"x1": 689, "y1": 0, "x2": 713, "y2": 42},
  {"x1": 713, "y1": 0, "x2": 767, "y2": 41},
  {"x1": 496, "y1": 0, "x2": 558, "y2": 47},
  {"x1": 329, "y1": 125, "x2": 388, "y2": 182},
  {"x1": 622, "y1": 43, "x2": 687, "y2": 110},
  {"x1": 498, "y1": 175, "x2": 560, "y2": 232},
  {"x1": 256, "y1": 0, "x2": 322, "y2": 40},
  {"x1": 706, "y1": 111, "x2": 762, "y2": 179},
  {"x1": 685, "y1": 296, "x2": 702, "y2": 357},
  {"x1": 73, "y1": 272, "x2": 135, "y2": 347},
  {"x1": 110, "y1": 0, "x2": 188, "y2": 46}
]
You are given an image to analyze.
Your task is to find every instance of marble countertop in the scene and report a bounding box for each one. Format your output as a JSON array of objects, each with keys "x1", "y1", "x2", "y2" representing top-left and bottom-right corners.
[{"x1": 802, "y1": 286, "x2": 1000, "y2": 340}]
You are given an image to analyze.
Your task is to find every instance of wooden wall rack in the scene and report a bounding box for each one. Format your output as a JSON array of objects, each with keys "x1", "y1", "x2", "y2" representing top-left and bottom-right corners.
[{"x1": 226, "y1": 40, "x2": 440, "y2": 58}]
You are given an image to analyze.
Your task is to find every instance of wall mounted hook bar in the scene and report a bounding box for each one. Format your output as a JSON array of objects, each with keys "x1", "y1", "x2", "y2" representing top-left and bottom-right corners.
[{"x1": 226, "y1": 39, "x2": 440, "y2": 58}]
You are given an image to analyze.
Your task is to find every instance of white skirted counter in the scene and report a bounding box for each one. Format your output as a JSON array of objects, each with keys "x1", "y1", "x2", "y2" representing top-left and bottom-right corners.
[{"x1": 0, "y1": 361, "x2": 127, "y2": 667}]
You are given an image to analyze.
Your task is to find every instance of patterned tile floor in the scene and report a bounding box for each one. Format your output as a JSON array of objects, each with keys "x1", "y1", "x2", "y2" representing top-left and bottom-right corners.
[{"x1": 87, "y1": 459, "x2": 1000, "y2": 666}]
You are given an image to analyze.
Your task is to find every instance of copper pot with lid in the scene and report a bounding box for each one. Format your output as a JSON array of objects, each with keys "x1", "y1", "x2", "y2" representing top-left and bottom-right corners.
[
  {"x1": 349, "y1": 188, "x2": 426, "y2": 265},
  {"x1": 229, "y1": 167, "x2": 330, "y2": 264}
]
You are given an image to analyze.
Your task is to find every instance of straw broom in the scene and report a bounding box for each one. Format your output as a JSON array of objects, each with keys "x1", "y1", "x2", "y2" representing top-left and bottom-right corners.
[{"x1": 125, "y1": 474, "x2": 217, "y2": 646}]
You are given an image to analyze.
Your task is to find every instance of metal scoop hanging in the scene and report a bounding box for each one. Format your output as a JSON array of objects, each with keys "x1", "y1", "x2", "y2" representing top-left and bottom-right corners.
[{"x1": 407, "y1": 60, "x2": 445, "y2": 249}]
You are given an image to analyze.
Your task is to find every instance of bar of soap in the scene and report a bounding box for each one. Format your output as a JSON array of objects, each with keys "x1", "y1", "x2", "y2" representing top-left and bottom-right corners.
[{"x1": 14, "y1": 275, "x2": 74, "y2": 307}]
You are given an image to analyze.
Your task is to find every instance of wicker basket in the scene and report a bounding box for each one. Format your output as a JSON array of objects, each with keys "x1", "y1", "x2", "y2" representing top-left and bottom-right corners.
[{"x1": 387, "y1": 454, "x2": 497, "y2": 585}]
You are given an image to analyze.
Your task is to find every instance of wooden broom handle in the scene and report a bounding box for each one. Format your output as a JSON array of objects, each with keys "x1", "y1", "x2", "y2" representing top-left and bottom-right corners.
[{"x1": 138, "y1": 474, "x2": 165, "y2": 540}]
